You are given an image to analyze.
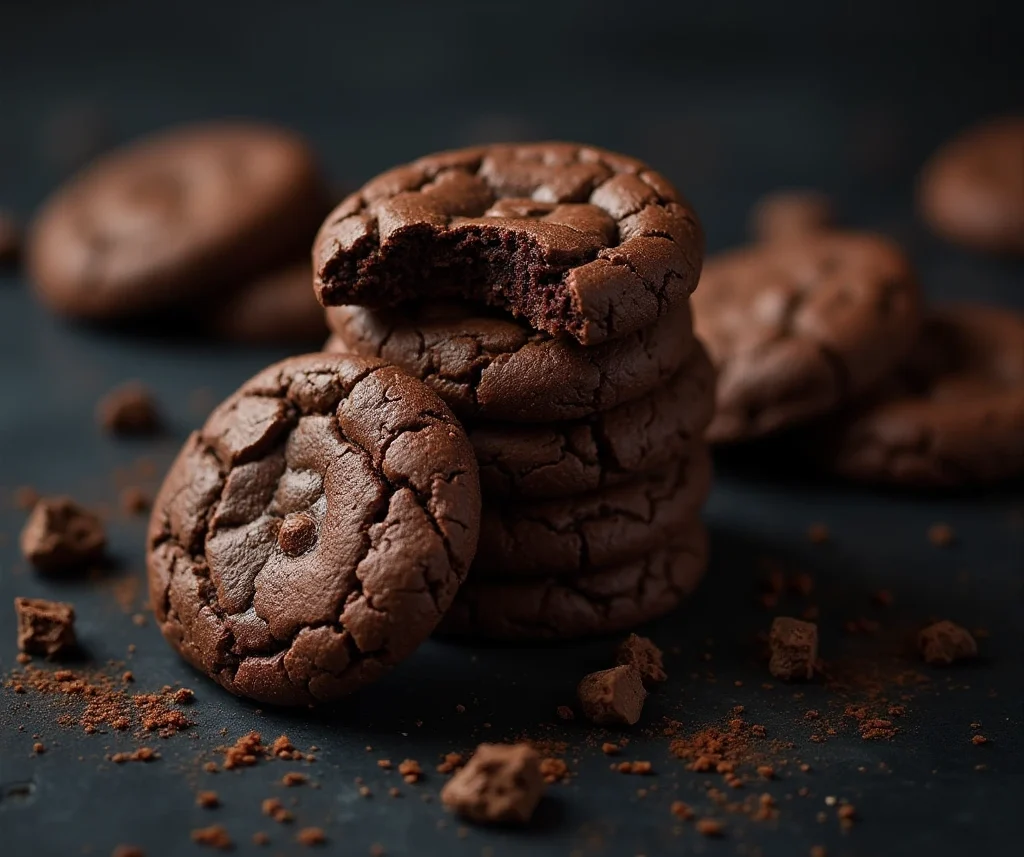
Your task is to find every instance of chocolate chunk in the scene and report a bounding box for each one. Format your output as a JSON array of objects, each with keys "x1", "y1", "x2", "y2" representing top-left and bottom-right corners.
[
  {"x1": 15, "y1": 596, "x2": 77, "y2": 656},
  {"x1": 769, "y1": 617, "x2": 818, "y2": 681},
  {"x1": 750, "y1": 190, "x2": 833, "y2": 242},
  {"x1": 277, "y1": 513, "x2": 318, "y2": 556},
  {"x1": 918, "y1": 621, "x2": 978, "y2": 666},
  {"x1": 440, "y1": 743, "x2": 544, "y2": 825},
  {"x1": 314, "y1": 142, "x2": 704, "y2": 346},
  {"x1": 20, "y1": 496, "x2": 106, "y2": 573},
  {"x1": 615, "y1": 634, "x2": 667, "y2": 688},
  {"x1": 577, "y1": 665, "x2": 646, "y2": 725},
  {"x1": 0, "y1": 209, "x2": 21, "y2": 265},
  {"x1": 96, "y1": 383, "x2": 161, "y2": 436}
]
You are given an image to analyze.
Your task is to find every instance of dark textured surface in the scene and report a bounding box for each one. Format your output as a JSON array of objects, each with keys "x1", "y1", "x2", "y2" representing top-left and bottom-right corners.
[{"x1": 1, "y1": 2, "x2": 1023, "y2": 855}]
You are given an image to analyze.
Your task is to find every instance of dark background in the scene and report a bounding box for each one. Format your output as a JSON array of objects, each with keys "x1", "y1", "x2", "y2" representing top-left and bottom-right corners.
[{"x1": 1, "y1": 2, "x2": 1023, "y2": 856}]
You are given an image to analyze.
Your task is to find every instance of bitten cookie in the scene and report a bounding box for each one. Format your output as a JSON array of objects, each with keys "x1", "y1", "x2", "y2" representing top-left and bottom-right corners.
[
  {"x1": 208, "y1": 261, "x2": 326, "y2": 344},
  {"x1": 147, "y1": 354, "x2": 481, "y2": 705},
  {"x1": 693, "y1": 232, "x2": 922, "y2": 442},
  {"x1": 314, "y1": 142, "x2": 703, "y2": 345},
  {"x1": 437, "y1": 521, "x2": 708, "y2": 641},
  {"x1": 470, "y1": 340, "x2": 715, "y2": 498},
  {"x1": 325, "y1": 300, "x2": 696, "y2": 423},
  {"x1": 29, "y1": 122, "x2": 326, "y2": 320},
  {"x1": 816, "y1": 304, "x2": 1024, "y2": 486},
  {"x1": 475, "y1": 448, "x2": 711, "y2": 577},
  {"x1": 918, "y1": 116, "x2": 1024, "y2": 256}
]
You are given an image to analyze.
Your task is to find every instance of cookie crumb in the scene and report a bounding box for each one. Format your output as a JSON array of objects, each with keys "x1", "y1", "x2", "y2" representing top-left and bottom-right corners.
[
  {"x1": 539, "y1": 757, "x2": 569, "y2": 784},
  {"x1": 261, "y1": 798, "x2": 293, "y2": 823},
  {"x1": 806, "y1": 523, "x2": 830, "y2": 544},
  {"x1": 33, "y1": 741, "x2": 45, "y2": 754},
  {"x1": 436, "y1": 752, "x2": 464, "y2": 774},
  {"x1": 615, "y1": 634, "x2": 667, "y2": 687},
  {"x1": 196, "y1": 790, "x2": 220, "y2": 809},
  {"x1": 296, "y1": 828, "x2": 326, "y2": 847},
  {"x1": 398, "y1": 759, "x2": 422, "y2": 784},
  {"x1": 96, "y1": 383, "x2": 161, "y2": 436},
  {"x1": 601, "y1": 742, "x2": 620, "y2": 756},
  {"x1": 927, "y1": 523, "x2": 955, "y2": 547},
  {"x1": 670, "y1": 800, "x2": 694, "y2": 820},
  {"x1": 120, "y1": 487, "x2": 151, "y2": 516},
  {"x1": 440, "y1": 743, "x2": 544, "y2": 825},
  {"x1": 918, "y1": 620, "x2": 977, "y2": 665},
  {"x1": 971, "y1": 734, "x2": 989, "y2": 746},
  {"x1": 695, "y1": 818, "x2": 724, "y2": 838},
  {"x1": 15, "y1": 596, "x2": 77, "y2": 657},
  {"x1": 769, "y1": 617, "x2": 818, "y2": 681},
  {"x1": 112, "y1": 846, "x2": 145, "y2": 857},
  {"x1": 281, "y1": 772, "x2": 308, "y2": 787},
  {"x1": 616, "y1": 761, "x2": 653, "y2": 775},
  {"x1": 556, "y1": 705, "x2": 574, "y2": 721},
  {"x1": 578, "y1": 665, "x2": 646, "y2": 725},
  {"x1": 251, "y1": 833, "x2": 269, "y2": 846},
  {"x1": 190, "y1": 825, "x2": 232, "y2": 850},
  {"x1": 20, "y1": 497, "x2": 106, "y2": 573}
]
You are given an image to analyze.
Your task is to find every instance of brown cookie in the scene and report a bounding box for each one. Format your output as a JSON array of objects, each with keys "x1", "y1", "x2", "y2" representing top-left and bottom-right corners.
[
  {"x1": 146, "y1": 353, "x2": 481, "y2": 705},
  {"x1": 208, "y1": 261, "x2": 326, "y2": 345},
  {"x1": 918, "y1": 116, "x2": 1024, "y2": 256},
  {"x1": 325, "y1": 300, "x2": 696, "y2": 423},
  {"x1": 470, "y1": 340, "x2": 715, "y2": 498},
  {"x1": 29, "y1": 122, "x2": 326, "y2": 320},
  {"x1": 314, "y1": 142, "x2": 704, "y2": 345},
  {"x1": 816, "y1": 304, "x2": 1024, "y2": 486},
  {"x1": 436, "y1": 521, "x2": 707, "y2": 641},
  {"x1": 693, "y1": 232, "x2": 922, "y2": 442},
  {"x1": 475, "y1": 447, "x2": 710, "y2": 577}
]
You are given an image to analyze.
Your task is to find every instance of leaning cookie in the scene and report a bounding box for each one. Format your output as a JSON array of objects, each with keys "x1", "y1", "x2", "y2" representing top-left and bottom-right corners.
[
  {"x1": 314, "y1": 142, "x2": 703, "y2": 345},
  {"x1": 325, "y1": 300, "x2": 696, "y2": 423},
  {"x1": 29, "y1": 122, "x2": 327, "y2": 321},
  {"x1": 437, "y1": 522, "x2": 707, "y2": 641},
  {"x1": 693, "y1": 231, "x2": 922, "y2": 443},
  {"x1": 814, "y1": 304, "x2": 1024, "y2": 486},
  {"x1": 146, "y1": 354, "x2": 481, "y2": 705},
  {"x1": 475, "y1": 447, "x2": 711, "y2": 577},
  {"x1": 918, "y1": 116, "x2": 1024, "y2": 256},
  {"x1": 470, "y1": 340, "x2": 716, "y2": 499},
  {"x1": 208, "y1": 261, "x2": 327, "y2": 345}
]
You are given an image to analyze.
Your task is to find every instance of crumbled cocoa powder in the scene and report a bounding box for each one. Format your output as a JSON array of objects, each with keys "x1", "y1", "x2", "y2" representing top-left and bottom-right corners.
[
  {"x1": 110, "y1": 747, "x2": 159, "y2": 763},
  {"x1": 197, "y1": 790, "x2": 220, "y2": 808},
  {"x1": 972, "y1": 734, "x2": 989, "y2": 746},
  {"x1": 601, "y1": 742, "x2": 620, "y2": 755},
  {"x1": 398, "y1": 759, "x2": 422, "y2": 783},
  {"x1": 271, "y1": 734, "x2": 302, "y2": 759},
  {"x1": 261, "y1": 797, "x2": 294, "y2": 823},
  {"x1": 296, "y1": 828, "x2": 326, "y2": 846},
  {"x1": 670, "y1": 800, "x2": 694, "y2": 820},
  {"x1": 223, "y1": 731, "x2": 265, "y2": 768},
  {"x1": 96, "y1": 383, "x2": 161, "y2": 436},
  {"x1": 33, "y1": 741, "x2": 46, "y2": 754},
  {"x1": 377, "y1": 758, "x2": 392, "y2": 770},
  {"x1": 615, "y1": 760, "x2": 652, "y2": 775},
  {"x1": 695, "y1": 818, "x2": 724, "y2": 837},
  {"x1": 191, "y1": 825, "x2": 232, "y2": 850},
  {"x1": 539, "y1": 757, "x2": 569, "y2": 783},
  {"x1": 282, "y1": 772, "x2": 308, "y2": 787}
]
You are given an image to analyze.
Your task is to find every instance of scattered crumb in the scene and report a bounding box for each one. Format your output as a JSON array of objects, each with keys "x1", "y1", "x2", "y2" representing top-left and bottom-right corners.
[
  {"x1": 296, "y1": 828, "x2": 326, "y2": 846},
  {"x1": 196, "y1": 790, "x2": 220, "y2": 809},
  {"x1": 670, "y1": 801, "x2": 694, "y2": 820},
  {"x1": 251, "y1": 832, "x2": 269, "y2": 847},
  {"x1": 807, "y1": 523, "x2": 830, "y2": 544},
  {"x1": 601, "y1": 742, "x2": 620, "y2": 755},
  {"x1": 556, "y1": 705, "x2": 574, "y2": 721},
  {"x1": 696, "y1": 818, "x2": 724, "y2": 838},
  {"x1": 190, "y1": 825, "x2": 232, "y2": 850},
  {"x1": 282, "y1": 772, "x2": 308, "y2": 787},
  {"x1": 398, "y1": 759, "x2": 422, "y2": 784},
  {"x1": 928, "y1": 523, "x2": 955, "y2": 547},
  {"x1": 972, "y1": 734, "x2": 989, "y2": 746}
]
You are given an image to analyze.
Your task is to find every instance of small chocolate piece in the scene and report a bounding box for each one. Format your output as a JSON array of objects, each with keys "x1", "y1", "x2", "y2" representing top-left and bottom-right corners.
[
  {"x1": 918, "y1": 116, "x2": 1024, "y2": 256},
  {"x1": 0, "y1": 209, "x2": 22, "y2": 265},
  {"x1": 20, "y1": 496, "x2": 106, "y2": 573},
  {"x1": 750, "y1": 190, "x2": 833, "y2": 242},
  {"x1": 615, "y1": 634, "x2": 667, "y2": 688},
  {"x1": 577, "y1": 665, "x2": 646, "y2": 725},
  {"x1": 918, "y1": 621, "x2": 978, "y2": 666},
  {"x1": 440, "y1": 743, "x2": 544, "y2": 825},
  {"x1": 277, "y1": 513, "x2": 318, "y2": 556},
  {"x1": 769, "y1": 617, "x2": 818, "y2": 681},
  {"x1": 15, "y1": 596, "x2": 77, "y2": 657},
  {"x1": 314, "y1": 142, "x2": 704, "y2": 346},
  {"x1": 97, "y1": 382, "x2": 161, "y2": 436}
]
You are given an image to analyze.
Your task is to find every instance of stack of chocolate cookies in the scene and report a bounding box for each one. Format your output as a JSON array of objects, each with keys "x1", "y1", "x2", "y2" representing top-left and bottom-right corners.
[{"x1": 314, "y1": 142, "x2": 715, "y2": 641}]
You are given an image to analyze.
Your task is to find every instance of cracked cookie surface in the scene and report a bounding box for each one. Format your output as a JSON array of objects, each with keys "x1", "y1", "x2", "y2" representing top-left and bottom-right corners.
[
  {"x1": 325, "y1": 300, "x2": 696, "y2": 423},
  {"x1": 29, "y1": 122, "x2": 327, "y2": 320},
  {"x1": 918, "y1": 116, "x2": 1024, "y2": 256},
  {"x1": 816, "y1": 304, "x2": 1024, "y2": 486},
  {"x1": 470, "y1": 340, "x2": 715, "y2": 499},
  {"x1": 313, "y1": 142, "x2": 703, "y2": 345},
  {"x1": 146, "y1": 353, "x2": 481, "y2": 705},
  {"x1": 437, "y1": 521, "x2": 707, "y2": 641},
  {"x1": 693, "y1": 231, "x2": 922, "y2": 442},
  {"x1": 474, "y1": 445, "x2": 711, "y2": 577}
]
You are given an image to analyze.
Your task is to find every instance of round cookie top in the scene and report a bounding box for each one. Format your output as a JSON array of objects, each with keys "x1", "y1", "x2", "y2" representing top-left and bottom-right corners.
[
  {"x1": 819, "y1": 304, "x2": 1024, "y2": 486},
  {"x1": 147, "y1": 353, "x2": 481, "y2": 705},
  {"x1": 29, "y1": 122, "x2": 326, "y2": 320},
  {"x1": 693, "y1": 231, "x2": 922, "y2": 443},
  {"x1": 326, "y1": 300, "x2": 696, "y2": 423},
  {"x1": 314, "y1": 142, "x2": 703, "y2": 346},
  {"x1": 918, "y1": 116, "x2": 1024, "y2": 256}
]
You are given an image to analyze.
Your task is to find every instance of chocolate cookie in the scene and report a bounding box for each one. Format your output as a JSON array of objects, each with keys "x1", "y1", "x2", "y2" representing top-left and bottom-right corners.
[
  {"x1": 325, "y1": 300, "x2": 696, "y2": 423},
  {"x1": 817, "y1": 304, "x2": 1024, "y2": 486},
  {"x1": 29, "y1": 123, "x2": 326, "y2": 320},
  {"x1": 209, "y1": 261, "x2": 326, "y2": 344},
  {"x1": 470, "y1": 341, "x2": 715, "y2": 498},
  {"x1": 437, "y1": 521, "x2": 707, "y2": 641},
  {"x1": 693, "y1": 232, "x2": 922, "y2": 442},
  {"x1": 918, "y1": 116, "x2": 1024, "y2": 256},
  {"x1": 147, "y1": 353, "x2": 481, "y2": 705},
  {"x1": 475, "y1": 447, "x2": 710, "y2": 577},
  {"x1": 314, "y1": 142, "x2": 703, "y2": 345}
]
